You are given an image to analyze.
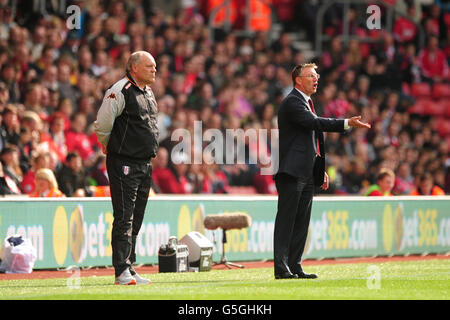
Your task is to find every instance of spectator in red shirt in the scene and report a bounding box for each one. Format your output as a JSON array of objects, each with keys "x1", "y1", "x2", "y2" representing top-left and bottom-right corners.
[
  {"x1": 324, "y1": 93, "x2": 350, "y2": 119},
  {"x1": 198, "y1": 152, "x2": 228, "y2": 194},
  {"x1": 418, "y1": 36, "x2": 449, "y2": 83},
  {"x1": 153, "y1": 149, "x2": 193, "y2": 194},
  {"x1": 20, "y1": 151, "x2": 50, "y2": 194},
  {"x1": 56, "y1": 98, "x2": 73, "y2": 131},
  {"x1": 151, "y1": 147, "x2": 187, "y2": 193},
  {"x1": 393, "y1": 5, "x2": 418, "y2": 43},
  {"x1": 170, "y1": 152, "x2": 193, "y2": 194},
  {"x1": 320, "y1": 36, "x2": 348, "y2": 74},
  {"x1": 253, "y1": 162, "x2": 277, "y2": 195},
  {"x1": 65, "y1": 112, "x2": 95, "y2": 162},
  {"x1": 393, "y1": 162, "x2": 415, "y2": 195},
  {"x1": 152, "y1": 147, "x2": 172, "y2": 193},
  {"x1": 183, "y1": 56, "x2": 201, "y2": 95}
]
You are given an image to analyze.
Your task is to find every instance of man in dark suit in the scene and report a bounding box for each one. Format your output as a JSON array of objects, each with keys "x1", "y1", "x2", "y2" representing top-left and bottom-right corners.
[{"x1": 274, "y1": 63, "x2": 371, "y2": 279}]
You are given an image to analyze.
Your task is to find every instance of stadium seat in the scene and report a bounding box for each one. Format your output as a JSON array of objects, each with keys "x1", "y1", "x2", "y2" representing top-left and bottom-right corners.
[
  {"x1": 444, "y1": 13, "x2": 450, "y2": 28},
  {"x1": 431, "y1": 116, "x2": 444, "y2": 132},
  {"x1": 423, "y1": 99, "x2": 446, "y2": 116},
  {"x1": 437, "y1": 119, "x2": 450, "y2": 137},
  {"x1": 432, "y1": 83, "x2": 450, "y2": 99},
  {"x1": 407, "y1": 103, "x2": 424, "y2": 115},
  {"x1": 408, "y1": 98, "x2": 434, "y2": 115},
  {"x1": 417, "y1": 98, "x2": 433, "y2": 114},
  {"x1": 227, "y1": 186, "x2": 258, "y2": 194},
  {"x1": 446, "y1": 120, "x2": 450, "y2": 135},
  {"x1": 401, "y1": 82, "x2": 411, "y2": 96},
  {"x1": 430, "y1": 117, "x2": 445, "y2": 131},
  {"x1": 445, "y1": 100, "x2": 450, "y2": 118},
  {"x1": 410, "y1": 82, "x2": 431, "y2": 98}
]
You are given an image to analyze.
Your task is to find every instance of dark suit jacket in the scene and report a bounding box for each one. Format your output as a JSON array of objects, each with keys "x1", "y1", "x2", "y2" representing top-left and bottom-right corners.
[{"x1": 276, "y1": 88, "x2": 345, "y2": 182}]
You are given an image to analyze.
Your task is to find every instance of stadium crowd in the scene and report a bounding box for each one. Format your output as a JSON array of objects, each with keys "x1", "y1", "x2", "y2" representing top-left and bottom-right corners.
[{"x1": 0, "y1": 0, "x2": 448, "y2": 197}]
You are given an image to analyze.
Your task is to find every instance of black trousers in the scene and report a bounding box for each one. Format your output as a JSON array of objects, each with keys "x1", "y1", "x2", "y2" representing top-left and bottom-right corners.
[
  {"x1": 273, "y1": 173, "x2": 314, "y2": 275},
  {"x1": 106, "y1": 155, "x2": 152, "y2": 277}
]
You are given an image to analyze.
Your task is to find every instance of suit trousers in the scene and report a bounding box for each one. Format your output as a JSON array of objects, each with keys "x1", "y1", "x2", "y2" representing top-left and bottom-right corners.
[
  {"x1": 273, "y1": 173, "x2": 314, "y2": 275},
  {"x1": 106, "y1": 154, "x2": 153, "y2": 277}
]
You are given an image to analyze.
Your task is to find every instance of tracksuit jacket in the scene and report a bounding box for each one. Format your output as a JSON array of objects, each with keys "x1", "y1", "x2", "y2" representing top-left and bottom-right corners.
[{"x1": 95, "y1": 72, "x2": 159, "y2": 162}]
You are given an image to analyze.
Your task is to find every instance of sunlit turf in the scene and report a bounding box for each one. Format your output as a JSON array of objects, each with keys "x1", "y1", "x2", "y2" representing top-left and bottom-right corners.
[{"x1": 0, "y1": 259, "x2": 448, "y2": 300}]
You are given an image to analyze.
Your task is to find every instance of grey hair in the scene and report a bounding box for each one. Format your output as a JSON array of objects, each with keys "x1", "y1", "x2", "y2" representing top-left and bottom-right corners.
[{"x1": 126, "y1": 51, "x2": 146, "y2": 73}]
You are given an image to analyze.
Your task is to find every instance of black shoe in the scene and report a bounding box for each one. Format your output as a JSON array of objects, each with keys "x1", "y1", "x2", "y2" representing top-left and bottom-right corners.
[
  {"x1": 275, "y1": 272, "x2": 298, "y2": 279},
  {"x1": 294, "y1": 271, "x2": 318, "y2": 279}
]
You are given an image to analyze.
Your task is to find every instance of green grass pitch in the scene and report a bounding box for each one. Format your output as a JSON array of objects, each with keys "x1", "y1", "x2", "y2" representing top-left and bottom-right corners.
[{"x1": 0, "y1": 259, "x2": 448, "y2": 300}]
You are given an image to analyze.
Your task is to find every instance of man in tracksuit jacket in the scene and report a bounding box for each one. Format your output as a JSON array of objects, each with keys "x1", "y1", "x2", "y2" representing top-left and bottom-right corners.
[{"x1": 95, "y1": 51, "x2": 158, "y2": 285}]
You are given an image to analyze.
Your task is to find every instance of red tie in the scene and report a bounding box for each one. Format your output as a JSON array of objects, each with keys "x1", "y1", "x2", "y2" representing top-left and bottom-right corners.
[
  {"x1": 308, "y1": 99, "x2": 316, "y2": 114},
  {"x1": 309, "y1": 99, "x2": 321, "y2": 156}
]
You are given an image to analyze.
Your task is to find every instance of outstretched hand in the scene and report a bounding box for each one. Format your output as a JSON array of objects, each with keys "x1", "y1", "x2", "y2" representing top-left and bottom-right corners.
[{"x1": 348, "y1": 116, "x2": 371, "y2": 129}]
